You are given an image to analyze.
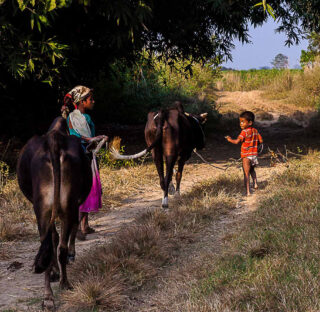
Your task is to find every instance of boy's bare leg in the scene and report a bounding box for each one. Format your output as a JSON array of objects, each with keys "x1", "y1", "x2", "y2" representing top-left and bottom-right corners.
[
  {"x1": 250, "y1": 166, "x2": 258, "y2": 189},
  {"x1": 242, "y1": 158, "x2": 251, "y2": 196}
]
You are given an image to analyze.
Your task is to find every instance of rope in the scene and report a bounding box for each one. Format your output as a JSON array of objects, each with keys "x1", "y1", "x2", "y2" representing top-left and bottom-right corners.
[
  {"x1": 86, "y1": 136, "x2": 109, "y2": 155},
  {"x1": 193, "y1": 149, "x2": 239, "y2": 171}
]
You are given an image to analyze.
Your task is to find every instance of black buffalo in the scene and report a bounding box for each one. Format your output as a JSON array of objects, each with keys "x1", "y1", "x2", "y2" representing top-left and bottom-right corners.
[
  {"x1": 110, "y1": 102, "x2": 207, "y2": 207},
  {"x1": 17, "y1": 117, "x2": 92, "y2": 308}
]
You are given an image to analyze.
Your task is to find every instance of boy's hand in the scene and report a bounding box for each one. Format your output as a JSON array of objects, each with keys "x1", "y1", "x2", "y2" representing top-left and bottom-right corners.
[{"x1": 225, "y1": 136, "x2": 231, "y2": 142}]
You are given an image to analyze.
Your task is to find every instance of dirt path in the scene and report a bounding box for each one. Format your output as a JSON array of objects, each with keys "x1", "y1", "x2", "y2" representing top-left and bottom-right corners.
[{"x1": 0, "y1": 90, "x2": 311, "y2": 311}]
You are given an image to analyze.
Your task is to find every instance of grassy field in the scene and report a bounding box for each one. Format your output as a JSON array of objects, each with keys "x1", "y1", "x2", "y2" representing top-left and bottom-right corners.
[
  {"x1": 216, "y1": 69, "x2": 300, "y2": 92},
  {"x1": 185, "y1": 152, "x2": 320, "y2": 311},
  {"x1": 216, "y1": 67, "x2": 320, "y2": 109}
]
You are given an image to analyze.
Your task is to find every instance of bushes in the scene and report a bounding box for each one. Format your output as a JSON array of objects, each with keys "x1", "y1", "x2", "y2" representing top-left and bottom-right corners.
[{"x1": 93, "y1": 58, "x2": 221, "y2": 125}]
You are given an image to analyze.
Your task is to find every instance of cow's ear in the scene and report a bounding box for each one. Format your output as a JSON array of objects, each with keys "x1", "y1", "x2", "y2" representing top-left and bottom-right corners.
[{"x1": 200, "y1": 113, "x2": 208, "y2": 124}]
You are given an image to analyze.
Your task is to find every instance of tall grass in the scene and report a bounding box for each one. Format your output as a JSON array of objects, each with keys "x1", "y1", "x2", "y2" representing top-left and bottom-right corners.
[
  {"x1": 187, "y1": 152, "x2": 320, "y2": 311},
  {"x1": 217, "y1": 67, "x2": 320, "y2": 109},
  {"x1": 216, "y1": 69, "x2": 300, "y2": 92}
]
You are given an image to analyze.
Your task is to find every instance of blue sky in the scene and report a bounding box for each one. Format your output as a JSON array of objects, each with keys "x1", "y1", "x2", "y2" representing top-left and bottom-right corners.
[{"x1": 222, "y1": 19, "x2": 309, "y2": 70}]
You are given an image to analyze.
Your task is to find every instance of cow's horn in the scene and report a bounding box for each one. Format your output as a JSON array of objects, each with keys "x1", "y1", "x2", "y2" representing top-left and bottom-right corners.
[{"x1": 184, "y1": 112, "x2": 190, "y2": 116}]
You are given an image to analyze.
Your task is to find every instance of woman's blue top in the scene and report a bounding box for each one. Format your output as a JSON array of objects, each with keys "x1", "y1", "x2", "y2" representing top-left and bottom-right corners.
[
  {"x1": 67, "y1": 113, "x2": 95, "y2": 151},
  {"x1": 67, "y1": 113, "x2": 95, "y2": 139}
]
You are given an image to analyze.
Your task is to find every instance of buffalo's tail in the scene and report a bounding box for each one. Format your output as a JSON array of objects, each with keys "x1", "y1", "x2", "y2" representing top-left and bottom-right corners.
[
  {"x1": 110, "y1": 110, "x2": 165, "y2": 160},
  {"x1": 34, "y1": 132, "x2": 61, "y2": 273}
]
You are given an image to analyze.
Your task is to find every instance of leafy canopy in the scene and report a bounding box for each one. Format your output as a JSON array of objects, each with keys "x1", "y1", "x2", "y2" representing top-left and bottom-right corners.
[{"x1": 2, "y1": 0, "x2": 320, "y2": 85}]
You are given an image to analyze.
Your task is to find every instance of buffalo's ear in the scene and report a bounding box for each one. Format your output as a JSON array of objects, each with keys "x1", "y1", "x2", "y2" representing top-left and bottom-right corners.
[{"x1": 200, "y1": 113, "x2": 208, "y2": 124}]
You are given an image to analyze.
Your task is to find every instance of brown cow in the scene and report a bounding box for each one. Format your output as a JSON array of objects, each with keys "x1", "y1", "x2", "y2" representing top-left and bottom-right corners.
[
  {"x1": 110, "y1": 102, "x2": 207, "y2": 208},
  {"x1": 17, "y1": 117, "x2": 92, "y2": 308}
]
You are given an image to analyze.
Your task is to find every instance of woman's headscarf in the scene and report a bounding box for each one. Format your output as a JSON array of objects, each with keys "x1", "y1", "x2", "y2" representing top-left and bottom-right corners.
[{"x1": 61, "y1": 85, "x2": 92, "y2": 119}]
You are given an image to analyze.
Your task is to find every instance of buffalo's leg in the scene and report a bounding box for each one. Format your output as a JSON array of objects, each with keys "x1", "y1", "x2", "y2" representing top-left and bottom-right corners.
[
  {"x1": 152, "y1": 147, "x2": 165, "y2": 191},
  {"x1": 50, "y1": 225, "x2": 60, "y2": 282},
  {"x1": 43, "y1": 265, "x2": 55, "y2": 310},
  {"x1": 175, "y1": 158, "x2": 186, "y2": 195},
  {"x1": 68, "y1": 222, "x2": 79, "y2": 263},
  {"x1": 58, "y1": 219, "x2": 73, "y2": 290},
  {"x1": 162, "y1": 155, "x2": 177, "y2": 208},
  {"x1": 35, "y1": 208, "x2": 55, "y2": 308}
]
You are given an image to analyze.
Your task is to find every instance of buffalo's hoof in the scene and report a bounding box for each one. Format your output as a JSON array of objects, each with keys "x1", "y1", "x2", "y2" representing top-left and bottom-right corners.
[
  {"x1": 161, "y1": 197, "x2": 169, "y2": 209},
  {"x1": 60, "y1": 280, "x2": 72, "y2": 290},
  {"x1": 42, "y1": 296, "x2": 55, "y2": 311}
]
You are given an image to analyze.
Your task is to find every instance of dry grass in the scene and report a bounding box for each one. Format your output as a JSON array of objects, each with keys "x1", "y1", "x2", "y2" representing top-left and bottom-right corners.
[
  {"x1": 0, "y1": 179, "x2": 35, "y2": 242},
  {"x1": 181, "y1": 151, "x2": 320, "y2": 311},
  {"x1": 60, "y1": 171, "x2": 242, "y2": 311},
  {"x1": 0, "y1": 157, "x2": 158, "y2": 242},
  {"x1": 263, "y1": 64, "x2": 320, "y2": 109},
  {"x1": 100, "y1": 162, "x2": 158, "y2": 208},
  {"x1": 217, "y1": 70, "x2": 299, "y2": 92}
]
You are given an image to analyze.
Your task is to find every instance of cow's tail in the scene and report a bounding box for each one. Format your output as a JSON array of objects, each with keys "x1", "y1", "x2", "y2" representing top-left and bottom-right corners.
[
  {"x1": 110, "y1": 110, "x2": 165, "y2": 160},
  {"x1": 34, "y1": 132, "x2": 61, "y2": 273}
]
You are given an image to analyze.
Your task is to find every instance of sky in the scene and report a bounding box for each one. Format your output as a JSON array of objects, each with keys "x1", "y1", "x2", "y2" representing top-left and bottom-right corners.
[{"x1": 222, "y1": 19, "x2": 309, "y2": 70}]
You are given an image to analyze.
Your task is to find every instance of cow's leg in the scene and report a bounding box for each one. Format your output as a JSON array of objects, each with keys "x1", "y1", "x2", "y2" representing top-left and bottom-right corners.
[
  {"x1": 68, "y1": 221, "x2": 79, "y2": 263},
  {"x1": 43, "y1": 266, "x2": 55, "y2": 310},
  {"x1": 58, "y1": 219, "x2": 73, "y2": 290},
  {"x1": 175, "y1": 157, "x2": 186, "y2": 196},
  {"x1": 162, "y1": 155, "x2": 177, "y2": 208},
  {"x1": 35, "y1": 207, "x2": 55, "y2": 308},
  {"x1": 50, "y1": 225, "x2": 60, "y2": 282},
  {"x1": 152, "y1": 147, "x2": 165, "y2": 191}
]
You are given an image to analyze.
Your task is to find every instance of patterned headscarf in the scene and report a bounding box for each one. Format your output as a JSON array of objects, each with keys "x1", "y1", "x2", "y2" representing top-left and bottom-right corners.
[{"x1": 61, "y1": 85, "x2": 92, "y2": 118}]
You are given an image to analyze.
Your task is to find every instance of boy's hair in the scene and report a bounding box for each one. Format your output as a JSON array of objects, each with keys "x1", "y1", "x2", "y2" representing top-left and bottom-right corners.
[{"x1": 240, "y1": 111, "x2": 255, "y2": 122}]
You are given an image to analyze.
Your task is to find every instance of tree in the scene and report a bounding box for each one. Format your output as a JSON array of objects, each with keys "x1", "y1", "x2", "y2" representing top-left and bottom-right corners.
[
  {"x1": 271, "y1": 53, "x2": 289, "y2": 69},
  {"x1": 3, "y1": 0, "x2": 320, "y2": 137},
  {"x1": 300, "y1": 32, "x2": 320, "y2": 68},
  {"x1": 2, "y1": 0, "x2": 320, "y2": 86}
]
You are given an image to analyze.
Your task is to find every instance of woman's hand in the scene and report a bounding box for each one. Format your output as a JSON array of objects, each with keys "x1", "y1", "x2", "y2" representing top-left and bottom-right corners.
[
  {"x1": 88, "y1": 135, "x2": 109, "y2": 142},
  {"x1": 225, "y1": 136, "x2": 231, "y2": 142}
]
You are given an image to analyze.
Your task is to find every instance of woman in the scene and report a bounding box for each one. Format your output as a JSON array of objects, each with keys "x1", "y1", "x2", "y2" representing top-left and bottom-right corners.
[{"x1": 61, "y1": 85, "x2": 106, "y2": 240}]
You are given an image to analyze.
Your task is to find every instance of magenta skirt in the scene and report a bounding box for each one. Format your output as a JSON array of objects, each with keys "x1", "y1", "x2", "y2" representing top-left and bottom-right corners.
[{"x1": 79, "y1": 156, "x2": 102, "y2": 213}]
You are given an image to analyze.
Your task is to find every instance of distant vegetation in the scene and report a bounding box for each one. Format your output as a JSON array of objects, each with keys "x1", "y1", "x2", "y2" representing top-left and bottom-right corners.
[
  {"x1": 216, "y1": 69, "x2": 300, "y2": 92},
  {"x1": 215, "y1": 66, "x2": 320, "y2": 109}
]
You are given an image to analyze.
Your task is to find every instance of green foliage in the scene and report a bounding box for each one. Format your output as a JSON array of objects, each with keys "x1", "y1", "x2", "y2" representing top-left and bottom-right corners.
[
  {"x1": 93, "y1": 55, "x2": 221, "y2": 124},
  {"x1": 0, "y1": 0, "x2": 71, "y2": 84},
  {"x1": 300, "y1": 32, "x2": 320, "y2": 68},
  {"x1": 253, "y1": 0, "x2": 276, "y2": 20}
]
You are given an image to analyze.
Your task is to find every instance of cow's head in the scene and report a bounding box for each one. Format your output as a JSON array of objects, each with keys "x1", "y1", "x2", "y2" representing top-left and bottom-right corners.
[{"x1": 186, "y1": 112, "x2": 208, "y2": 150}]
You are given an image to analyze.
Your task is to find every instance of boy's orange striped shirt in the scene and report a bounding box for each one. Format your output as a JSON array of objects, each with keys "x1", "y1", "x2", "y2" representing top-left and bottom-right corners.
[{"x1": 238, "y1": 127, "x2": 263, "y2": 158}]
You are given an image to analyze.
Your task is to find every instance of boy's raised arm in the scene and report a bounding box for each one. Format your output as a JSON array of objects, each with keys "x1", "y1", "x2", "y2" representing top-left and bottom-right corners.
[{"x1": 225, "y1": 136, "x2": 241, "y2": 144}]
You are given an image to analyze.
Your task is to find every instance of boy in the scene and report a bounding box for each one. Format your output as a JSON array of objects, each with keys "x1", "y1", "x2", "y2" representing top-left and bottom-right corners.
[{"x1": 225, "y1": 111, "x2": 263, "y2": 196}]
